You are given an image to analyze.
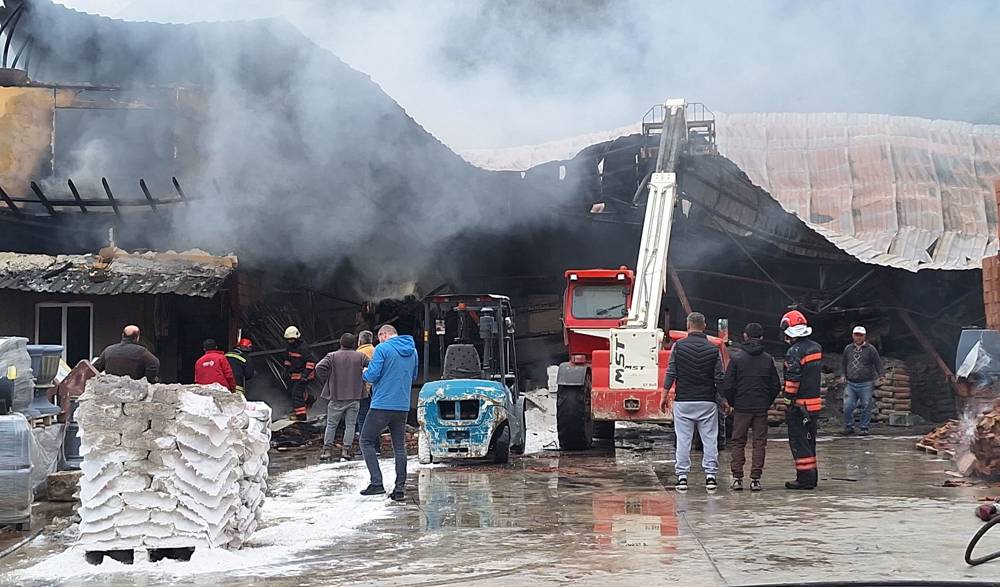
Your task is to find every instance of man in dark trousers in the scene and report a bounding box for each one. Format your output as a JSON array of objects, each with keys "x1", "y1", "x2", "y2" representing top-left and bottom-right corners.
[
  {"x1": 660, "y1": 312, "x2": 725, "y2": 492},
  {"x1": 226, "y1": 337, "x2": 256, "y2": 395},
  {"x1": 316, "y1": 332, "x2": 369, "y2": 462},
  {"x1": 360, "y1": 324, "x2": 418, "y2": 501},
  {"x1": 840, "y1": 326, "x2": 883, "y2": 436},
  {"x1": 780, "y1": 310, "x2": 823, "y2": 490},
  {"x1": 721, "y1": 323, "x2": 781, "y2": 491},
  {"x1": 93, "y1": 325, "x2": 160, "y2": 382},
  {"x1": 282, "y1": 326, "x2": 317, "y2": 420},
  {"x1": 194, "y1": 339, "x2": 237, "y2": 392}
]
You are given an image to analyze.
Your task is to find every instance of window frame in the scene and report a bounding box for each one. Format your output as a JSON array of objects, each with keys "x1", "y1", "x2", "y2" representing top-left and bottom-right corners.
[{"x1": 34, "y1": 301, "x2": 94, "y2": 363}]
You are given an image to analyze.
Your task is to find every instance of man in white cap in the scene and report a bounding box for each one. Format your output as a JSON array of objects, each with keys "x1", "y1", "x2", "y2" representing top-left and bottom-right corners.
[{"x1": 840, "y1": 326, "x2": 883, "y2": 436}]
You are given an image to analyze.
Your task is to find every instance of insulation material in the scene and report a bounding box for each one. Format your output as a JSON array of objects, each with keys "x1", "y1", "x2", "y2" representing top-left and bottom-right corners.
[
  {"x1": 76, "y1": 375, "x2": 270, "y2": 551},
  {"x1": 0, "y1": 337, "x2": 35, "y2": 414}
]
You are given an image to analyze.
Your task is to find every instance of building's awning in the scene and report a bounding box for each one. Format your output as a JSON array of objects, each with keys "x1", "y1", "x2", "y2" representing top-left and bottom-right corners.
[
  {"x1": 0, "y1": 249, "x2": 237, "y2": 297},
  {"x1": 461, "y1": 113, "x2": 1000, "y2": 271}
]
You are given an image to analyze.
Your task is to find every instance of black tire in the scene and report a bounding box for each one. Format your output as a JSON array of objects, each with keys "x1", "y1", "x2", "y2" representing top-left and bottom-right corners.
[
  {"x1": 557, "y1": 377, "x2": 593, "y2": 450},
  {"x1": 511, "y1": 408, "x2": 526, "y2": 455},
  {"x1": 492, "y1": 424, "x2": 510, "y2": 464},
  {"x1": 594, "y1": 421, "x2": 615, "y2": 440}
]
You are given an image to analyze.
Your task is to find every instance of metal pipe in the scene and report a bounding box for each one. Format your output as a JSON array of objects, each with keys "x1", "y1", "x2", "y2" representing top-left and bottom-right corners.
[
  {"x1": 668, "y1": 266, "x2": 692, "y2": 315},
  {"x1": 816, "y1": 267, "x2": 878, "y2": 312},
  {"x1": 66, "y1": 179, "x2": 88, "y2": 213},
  {"x1": 101, "y1": 177, "x2": 121, "y2": 217},
  {"x1": 0, "y1": 183, "x2": 24, "y2": 218},
  {"x1": 10, "y1": 35, "x2": 30, "y2": 69},
  {"x1": 138, "y1": 178, "x2": 158, "y2": 212},
  {"x1": 171, "y1": 176, "x2": 186, "y2": 200},
  {"x1": 29, "y1": 181, "x2": 57, "y2": 216},
  {"x1": 2, "y1": 4, "x2": 25, "y2": 68}
]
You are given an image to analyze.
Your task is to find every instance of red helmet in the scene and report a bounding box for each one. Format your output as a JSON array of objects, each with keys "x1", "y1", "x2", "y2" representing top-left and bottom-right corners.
[
  {"x1": 238, "y1": 337, "x2": 253, "y2": 350},
  {"x1": 780, "y1": 310, "x2": 812, "y2": 338}
]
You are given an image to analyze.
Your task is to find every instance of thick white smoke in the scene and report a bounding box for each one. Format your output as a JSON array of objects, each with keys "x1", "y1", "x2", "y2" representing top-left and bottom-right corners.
[{"x1": 57, "y1": 0, "x2": 1000, "y2": 150}]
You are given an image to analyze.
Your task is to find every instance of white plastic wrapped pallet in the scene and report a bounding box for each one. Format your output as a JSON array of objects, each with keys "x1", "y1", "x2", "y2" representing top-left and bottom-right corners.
[
  {"x1": 76, "y1": 375, "x2": 270, "y2": 552},
  {"x1": 0, "y1": 413, "x2": 33, "y2": 525}
]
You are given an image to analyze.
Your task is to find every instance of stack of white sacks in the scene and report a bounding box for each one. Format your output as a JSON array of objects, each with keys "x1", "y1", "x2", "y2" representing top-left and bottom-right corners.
[{"x1": 75, "y1": 374, "x2": 271, "y2": 551}]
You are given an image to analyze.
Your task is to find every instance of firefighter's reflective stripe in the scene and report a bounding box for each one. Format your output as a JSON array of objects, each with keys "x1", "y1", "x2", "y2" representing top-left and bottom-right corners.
[
  {"x1": 800, "y1": 352, "x2": 822, "y2": 365},
  {"x1": 795, "y1": 456, "x2": 818, "y2": 471},
  {"x1": 234, "y1": 386, "x2": 245, "y2": 394},
  {"x1": 795, "y1": 397, "x2": 823, "y2": 413},
  {"x1": 288, "y1": 352, "x2": 303, "y2": 358},
  {"x1": 283, "y1": 360, "x2": 292, "y2": 367},
  {"x1": 290, "y1": 373, "x2": 303, "y2": 381},
  {"x1": 784, "y1": 380, "x2": 800, "y2": 394}
]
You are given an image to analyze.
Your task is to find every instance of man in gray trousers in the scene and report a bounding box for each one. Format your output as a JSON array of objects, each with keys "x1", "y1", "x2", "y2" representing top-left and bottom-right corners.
[
  {"x1": 316, "y1": 332, "x2": 369, "y2": 461},
  {"x1": 660, "y1": 312, "x2": 726, "y2": 491}
]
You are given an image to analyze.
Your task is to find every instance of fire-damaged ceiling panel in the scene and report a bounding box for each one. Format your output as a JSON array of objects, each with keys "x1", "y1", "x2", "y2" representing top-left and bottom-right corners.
[
  {"x1": 463, "y1": 113, "x2": 1000, "y2": 272},
  {"x1": 716, "y1": 112, "x2": 1000, "y2": 271},
  {"x1": 0, "y1": 249, "x2": 236, "y2": 297}
]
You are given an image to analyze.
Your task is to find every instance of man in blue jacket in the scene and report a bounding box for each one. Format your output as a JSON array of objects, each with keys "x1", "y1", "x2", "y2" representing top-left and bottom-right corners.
[{"x1": 359, "y1": 324, "x2": 418, "y2": 501}]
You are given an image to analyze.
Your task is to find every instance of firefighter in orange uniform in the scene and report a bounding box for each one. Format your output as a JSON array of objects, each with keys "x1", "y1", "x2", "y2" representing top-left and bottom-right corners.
[
  {"x1": 780, "y1": 310, "x2": 822, "y2": 490},
  {"x1": 282, "y1": 326, "x2": 317, "y2": 420}
]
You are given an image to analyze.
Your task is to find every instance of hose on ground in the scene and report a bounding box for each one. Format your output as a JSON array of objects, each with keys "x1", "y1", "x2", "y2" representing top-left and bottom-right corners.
[{"x1": 966, "y1": 515, "x2": 1000, "y2": 566}]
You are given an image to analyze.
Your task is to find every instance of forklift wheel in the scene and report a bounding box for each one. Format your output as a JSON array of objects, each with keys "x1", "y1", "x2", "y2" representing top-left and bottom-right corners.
[
  {"x1": 511, "y1": 410, "x2": 527, "y2": 455},
  {"x1": 492, "y1": 424, "x2": 511, "y2": 464},
  {"x1": 594, "y1": 421, "x2": 615, "y2": 440},
  {"x1": 417, "y1": 429, "x2": 432, "y2": 465},
  {"x1": 557, "y1": 382, "x2": 594, "y2": 450}
]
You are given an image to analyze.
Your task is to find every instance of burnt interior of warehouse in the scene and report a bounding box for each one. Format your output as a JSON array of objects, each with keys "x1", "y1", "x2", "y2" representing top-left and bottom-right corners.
[{"x1": 0, "y1": 0, "x2": 991, "y2": 427}]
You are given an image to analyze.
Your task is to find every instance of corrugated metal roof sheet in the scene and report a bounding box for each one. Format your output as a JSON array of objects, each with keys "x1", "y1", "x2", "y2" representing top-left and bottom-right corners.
[
  {"x1": 462, "y1": 112, "x2": 1000, "y2": 271},
  {"x1": 0, "y1": 250, "x2": 236, "y2": 297},
  {"x1": 716, "y1": 113, "x2": 1000, "y2": 271}
]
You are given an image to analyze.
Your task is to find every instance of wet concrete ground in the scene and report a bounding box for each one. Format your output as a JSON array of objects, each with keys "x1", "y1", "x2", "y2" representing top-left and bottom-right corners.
[{"x1": 4, "y1": 430, "x2": 1000, "y2": 586}]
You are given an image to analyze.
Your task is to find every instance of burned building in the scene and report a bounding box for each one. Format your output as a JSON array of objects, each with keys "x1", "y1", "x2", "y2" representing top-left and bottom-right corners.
[
  {"x1": 0, "y1": 248, "x2": 238, "y2": 383},
  {"x1": 0, "y1": 0, "x2": 996, "y2": 424}
]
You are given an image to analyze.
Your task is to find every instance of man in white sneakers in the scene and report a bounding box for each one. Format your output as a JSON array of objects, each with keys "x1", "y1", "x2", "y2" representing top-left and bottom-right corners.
[{"x1": 660, "y1": 312, "x2": 726, "y2": 491}]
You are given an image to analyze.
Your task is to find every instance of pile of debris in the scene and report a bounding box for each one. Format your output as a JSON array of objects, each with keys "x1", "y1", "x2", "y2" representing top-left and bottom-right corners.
[
  {"x1": 873, "y1": 358, "x2": 912, "y2": 421},
  {"x1": 971, "y1": 405, "x2": 1000, "y2": 477},
  {"x1": 918, "y1": 419, "x2": 961, "y2": 456},
  {"x1": 76, "y1": 375, "x2": 271, "y2": 553}
]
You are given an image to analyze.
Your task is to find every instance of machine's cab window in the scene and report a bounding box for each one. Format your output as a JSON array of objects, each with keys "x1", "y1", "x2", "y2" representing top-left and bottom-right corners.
[{"x1": 571, "y1": 285, "x2": 628, "y2": 319}]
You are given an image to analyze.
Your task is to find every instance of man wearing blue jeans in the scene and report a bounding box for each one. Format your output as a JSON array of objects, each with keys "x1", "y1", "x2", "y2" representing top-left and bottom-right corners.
[
  {"x1": 660, "y1": 312, "x2": 727, "y2": 492},
  {"x1": 360, "y1": 325, "x2": 418, "y2": 501},
  {"x1": 841, "y1": 326, "x2": 883, "y2": 436}
]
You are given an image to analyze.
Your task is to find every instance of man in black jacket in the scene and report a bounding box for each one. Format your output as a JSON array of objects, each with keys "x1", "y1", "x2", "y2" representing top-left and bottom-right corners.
[
  {"x1": 93, "y1": 325, "x2": 160, "y2": 382},
  {"x1": 660, "y1": 312, "x2": 725, "y2": 491},
  {"x1": 721, "y1": 323, "x2": 781, "y2": 491}
]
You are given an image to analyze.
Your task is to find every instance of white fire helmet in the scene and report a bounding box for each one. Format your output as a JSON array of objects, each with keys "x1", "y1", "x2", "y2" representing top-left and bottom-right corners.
[{"x1": 283, "y1": 326, "x2": 301, "y2": 340}]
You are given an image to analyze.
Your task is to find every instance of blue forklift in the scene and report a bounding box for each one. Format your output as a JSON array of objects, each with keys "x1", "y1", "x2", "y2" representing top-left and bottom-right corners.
[{"x1": 417, "y1": 294, "x2": 526, "y2": 464}]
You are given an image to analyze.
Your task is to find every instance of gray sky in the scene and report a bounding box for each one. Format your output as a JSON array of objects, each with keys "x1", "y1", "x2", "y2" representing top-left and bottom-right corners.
[{"x1": 57, "y1": 0, "x2": 1000, "y2": 150}]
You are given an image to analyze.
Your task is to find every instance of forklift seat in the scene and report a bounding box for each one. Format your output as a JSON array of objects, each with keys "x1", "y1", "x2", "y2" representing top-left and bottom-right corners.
[{"x1": 443, "y1": 344, "x2": 483, "y2": 380}]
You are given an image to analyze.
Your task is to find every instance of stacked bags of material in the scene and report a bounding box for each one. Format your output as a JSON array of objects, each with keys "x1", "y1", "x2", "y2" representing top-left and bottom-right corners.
[
  {"x1": 873, "y1": 358, "x2": 911, "y2": 421},
  {"x1": 76, "y1": 375, "x2": 270, "y2": 551}
]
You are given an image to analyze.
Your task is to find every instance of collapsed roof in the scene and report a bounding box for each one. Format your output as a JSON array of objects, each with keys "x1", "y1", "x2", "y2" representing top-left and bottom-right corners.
[
  {"x1": 0, "y1": 248, "x2": 236, "y2": 297},
  {"x1": 463, "y1": 113, "x2": 1000, "y2": 272}
]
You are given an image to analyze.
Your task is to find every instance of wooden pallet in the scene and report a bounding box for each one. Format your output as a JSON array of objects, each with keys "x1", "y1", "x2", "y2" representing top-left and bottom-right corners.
[
  {"x1": 85, "y1": 547, "x2": 196, "y2": 565},
  {"x1": 916, "y1": 442, "x2": 956, "y2": 458},
  {"x1": 29, "y1": 415, "x2": 55, "y2": 428}
]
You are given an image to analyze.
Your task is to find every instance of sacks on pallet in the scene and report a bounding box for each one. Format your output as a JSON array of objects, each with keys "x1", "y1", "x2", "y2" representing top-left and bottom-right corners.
[
  {"x1": 0, "y1": 337, "x2": 35, "y2": 414},
  {"x1": 76, "y1": 375, "x2": 270, "y2": 551},
  {"x1": 873, "y1": 358, "x2": 911, "y2": 421}
]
